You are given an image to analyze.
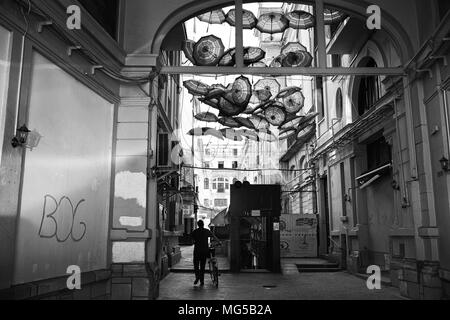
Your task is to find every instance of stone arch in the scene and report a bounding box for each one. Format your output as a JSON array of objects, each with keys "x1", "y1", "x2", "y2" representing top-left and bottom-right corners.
[{"x1": 151, "y1": 0, "x2": 414, "y2": 65}]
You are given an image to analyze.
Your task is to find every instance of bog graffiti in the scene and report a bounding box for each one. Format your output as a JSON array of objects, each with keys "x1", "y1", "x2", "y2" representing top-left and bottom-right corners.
[{"x1": 38, "y1": 195, "x2": 87, "y2": 242}]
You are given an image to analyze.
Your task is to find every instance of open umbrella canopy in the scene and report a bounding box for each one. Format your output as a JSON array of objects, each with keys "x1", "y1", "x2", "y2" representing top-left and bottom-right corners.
[
  {"x1": 279, "y1": 129, "x2": 297, "y2": 140},
  {"x1": 197, "y1": 10, "x2": 226, "y2": 24},
  {"x1": 282, "y1": 51, "x2": 313, "y2": 67},
  {"x1": 281, "y1": 42, "x2": 308, "y2": 55},
  {"x1": 324, "y1": 9, "x2": 347, "y2": 25},
  {"x1": 231, "y1": 76, "x2": 252, "y2": 107},
  {"x1": 280, "y1": 116, "x2": 302, "y2": 130},
  {"x1": 226, "y1": 9, "x2": 258, "y2": 29},
  {"x1": 194, "y1": 112, "x2": 219, "y2": 123},
  {"x1": 199, "y1": 97, "x2": 220, "y2": 110},
  {"x1": 218, "y1": 96, "x2": 244, "y2": 117},
  {"x1": 277, "y1": 86, "x2": 302, "y2": 99},
  {"x1": 283, "y1": 91, "x2": 305, "y2": 113},
  {"x1": 270, "y1": 54, "x2": 285, "y2": 68},
  {"x1": 184, "y1": 80, "x2": 211, "y2": 96},
  {"x1": 297, "y1": 112, "x2": 319, "y2": 127},
  {"x1": 254, "y1": 78, "x2": 281, "y2": 98},
  {"x1": 243, "y1": 47, "x2": 266, "y2": 65},
  {"x1": 234, "y1": 117, "x2": 256, "y2": 129},
  {"x1": 265, "y1": 103, "x2": 286, "y2": 126},
  {"x1": 256, "y1": 12, "x2": 289, "y2": 34},
  {"x1": 286, "y1": 10, "x2": 315, "y2": 29},
  {"x1": 218, "y1": 48, "x2": 236, "y2": 66},
  {"x1": 297, "y1": 124, "x2": 315, "y2": 140},
  {"x1": 193, "y1": 35, "x2": 225, "y2": 66},
  {"x1": 218, "y1": 117, "x2": 241, "y2": 128},
  {"x1": 205, "y1": 86, "x2": 227, "y2": 99},
  {"x1": 182, "y1": 40, "x2": 197, "y2": 65},
  {"x1": 249, "y1": 61, "x2": 267, "y2": 68},
  {"x1": 188, "y1": 127, "x2": 224, "y2": 140},
  {"x1": 254, "y1": 89, "x2": 272, "y2": 102}
]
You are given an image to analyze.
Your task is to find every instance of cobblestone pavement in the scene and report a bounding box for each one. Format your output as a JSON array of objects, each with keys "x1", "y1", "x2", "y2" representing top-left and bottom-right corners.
[{"x1": 158, "y1": 270, "x2": 406, "y2": 300}]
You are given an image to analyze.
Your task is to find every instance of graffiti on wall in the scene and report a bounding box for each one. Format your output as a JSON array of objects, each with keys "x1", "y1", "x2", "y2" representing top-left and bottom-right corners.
[{"x1": 38, "y1": 195, "x2": 87, "y2": 242}]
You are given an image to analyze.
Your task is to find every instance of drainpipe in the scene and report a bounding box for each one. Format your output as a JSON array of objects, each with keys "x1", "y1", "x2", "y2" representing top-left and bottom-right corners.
[
  {"x1": 440, "y1": 86, "x2": 450, "y2": 155},
  {"x1": 393, "y1": 98, "x2": 410, "y2": 207}
]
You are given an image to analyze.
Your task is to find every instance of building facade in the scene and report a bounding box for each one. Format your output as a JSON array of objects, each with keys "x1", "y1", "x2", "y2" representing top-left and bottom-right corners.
[{"x1": 0, "y1": 0, "x2": 450, "y2": 300}]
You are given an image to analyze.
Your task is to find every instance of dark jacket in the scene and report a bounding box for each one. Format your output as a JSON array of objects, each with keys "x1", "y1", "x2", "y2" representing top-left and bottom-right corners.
[{"x1": 191, "y1": 227, "x2": 213, "y2": 257}]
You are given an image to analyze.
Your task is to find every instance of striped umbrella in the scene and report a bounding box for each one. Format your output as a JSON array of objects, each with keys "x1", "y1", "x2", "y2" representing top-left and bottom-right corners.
[
  {"x1": 194, "y1": 112, "x2": 219, "y2": 123},
  {"x1": 254, "y1": 78, "x2": 281, "y2": 98},
  {"x1": 218, "y1": 117, "x2": 241, "y2": 128},
  {"x1": 324, "y1": 9, "x2": 347, "y2": 25},
  {"x1": 286, "y1": 10, "x2": 315, "y2": 29},
  {"x1": 182, "y1": 40, "x2": 197, "y2": 65},
  {"x1": 226, "y1": 9, "x2": 258, "y2": 29},
  {"x1": 199, "y1": 97, "x2": 220, "y2": 110},
  {"x1": 283, "y1": 91, "x2": 305, "y2": 114},
  {"x1": 264, "y1": 102, "x2": 286, "y2": 126},
  {"x1": 270, "y1": 54, "x2": 285, "y2": 68},
  {"x1": 256, "y1": 12, "x2": 289, "y2": 40},
  {"x1": 243, "y1": 47, "x2": 266, "y2": 65},
  {"x1": 183, "y1": 80, "x2": 210, "y2": 96},
  {"x1": 197, "y1": 10, "x2": 226, "y2": 24},
  {"x1": 231, "y1": 76, "x2": 252, "y2": 107},
  {"x1": 218, "y1": 97, "x2": 244, "y2": 117},
  {"x1": 218, "y1": 48, "x2": 236, "y2": 66},
  {"x1": 249, "y1": 115, "x2": 270, "y2": 130},
  {"x1": 193, "y1": 35, "x2": 225, "y2": 66},
  {"x1": 276, "y1": 86, "x2": 302, "y2": 99},
  {"x1": 234, "y1": 117, "x2": 256, "y2": 130}
]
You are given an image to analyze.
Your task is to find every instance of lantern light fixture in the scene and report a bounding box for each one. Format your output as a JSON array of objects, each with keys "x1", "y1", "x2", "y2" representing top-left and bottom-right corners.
[
  {"x1": 11, "y1": 125, "x2": 31, "y2": 148},
  {"x1": 440, "y1": 156, "x2": 450, "y2": 172}
]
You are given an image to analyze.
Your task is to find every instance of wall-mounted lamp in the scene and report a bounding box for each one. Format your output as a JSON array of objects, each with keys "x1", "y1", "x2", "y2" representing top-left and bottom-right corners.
[
  {"x1": 11, "y1": 125, "x2": 31, "y2": 148},
  {"x1": 440, "y1": 156, "x2": 450, "y2": 172}
]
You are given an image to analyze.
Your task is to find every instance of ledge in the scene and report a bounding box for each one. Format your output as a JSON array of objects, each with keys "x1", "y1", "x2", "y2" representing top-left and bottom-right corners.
[
  {"x1": 389, "y1": 228, "x2": 415, "y2": 237},
  {"x1": 110, "y1": 229, "x2": 152, "y2": 241}
]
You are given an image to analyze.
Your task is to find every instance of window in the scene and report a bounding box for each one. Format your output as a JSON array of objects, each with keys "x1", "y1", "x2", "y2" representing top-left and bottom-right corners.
[
  {"x1": 218, "y1": 161, "x2": 224, "y2": 169},
  {"x1": 213, "y1": 178, "x2": 229, "y2": 193},
  {"x1": 256, "y1": 155, "x2": 260, "y2": 165},
  {"x1": 331, "y1": 54, "x2": 341, "y2": 67},
  {"x1": 366, "y1": 136, "x2": 392, "y2": 171},
  {"x1": 316, "y1": 77, "x2": 325, "y2": 120},
  {"x1": 204, "y1": 178, "x2": 209, "y2": 190},
  {"x1": 204, "y1": 162, "x2": 210, "y2": 168},
  {"x1": 157, "y1": 133, "x2": 169, "y2": 167},
  {"x1": 290, "y1": 165, "x2": 296, "y2": 179},
  {"x1": 214, "y1": 199, "x2": 228, "y2": 207},
  {"x1": 357, "y1": 58, "x2": 381, "y2": 116},
  {"x1": 204, "y1": 199, "x2": 210, "y2": 207},
  {"x1": 233, "y1": 149, "x2": 238, "y2": 156},
  {"x1": 232, "y1": 161, "x2": 238, "y2": 169},
  {"x1": 336, "y1": 88, "x2": 343, "y2": 119}
]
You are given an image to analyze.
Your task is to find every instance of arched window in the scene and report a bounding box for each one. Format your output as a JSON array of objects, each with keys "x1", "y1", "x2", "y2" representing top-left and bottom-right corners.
[
  {"x1": 357, "y1": 58, "x2": 381, "y2": 116},
  {"x1": 204, "y1": 178, "x2": 209, "y2": 190},
  {"x1": 336, "y1": 88, "x2": 343, "y2": 119},
  {"x1": 299, "y1": 157, "x2": 306, "y2": 183},
  {"x1": 290, "y1": 165, "x2": 296, "y2": 180}
]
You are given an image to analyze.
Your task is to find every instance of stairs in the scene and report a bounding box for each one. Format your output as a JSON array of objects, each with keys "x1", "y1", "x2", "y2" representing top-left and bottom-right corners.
[{"x1": 295, "y1": 259, "x2": 341, "y2": 273}]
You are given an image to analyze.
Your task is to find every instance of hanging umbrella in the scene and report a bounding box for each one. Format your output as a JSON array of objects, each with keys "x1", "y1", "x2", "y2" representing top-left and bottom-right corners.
[
  {"x1": 270, "y1": 54, "x2": 285, "y2": 68},
  {"x1": 194, "y1": 112, "x2": 219, "y2": 123},
  {"x1": 226, "y1": 9, "x2": 258, "y2": 29},
  {"x1": 231, "y1": 76, "x2": 252, "y2": 107},
  {"x1": 324, "y1": 9, "x2": 347, "y2": 25},
  {"x1": 297, "y1": 112, "x2": 319, "y2": 127},
  {"x1": 277, "y1": 86, "x2": 302, "y2": 99},
  {"x1": 283, "y1": 91, "x2": 305, "y2": 114},
  {"x1": 219, "y1": 117, "x2": 241, "y2": 128},
  {"x1": 193, "y1": 35, "x2": 225, "y2": 66},
  {"x1": 188, "y1": 127, "x2": 224, "y2": 140},
  {"x1": 197, "y1": 10, "x2": 226, "y2": 24},
  {"x1": 286, "y1": 10, "x2": 315, "y2": 29},
  {"x1": 264, "y1": 103, "x2": 286, "y2": 126},
  {"x1": 297, "y1": 124, "x2": 315, "y2": 140},
  {"x1": 218, "y1": 48, "x2": 236, "y2": 66},
  {"x1": 249, "y1": 115, "x2": 270, "y2": 130},
  {"x1": 243, "y1": 47, "x2": 266, "y2": 65},
  {"x1": 199, "y1": 97, "x2": 220, "y2": 110},
  {"x1": 282, "y1": 51, "x2": 313, "y2": 67},
  {"x1": 249, "y1": 61, "x2": 267, "y2": 68},
  {"x1": 205, "y1": 86, "x2": 228, "y2": 99},
  {"x1": 218, "y1": 97, "x2": 244, "y2": 117},
  {"x1": 281, "y1": 42, "x2": 308, "y2": 55},
  {"x1": 280, "y1": 116, "x2": 302, "y2": 130},
  {"x1": 254, "y1": 89, "x2": 272, "y2": 102},
  {"x1": 183, "y1": 80, "x2": 210, "y2": 96},
  {"x1": 256, "y1": 12, "x2": 289, "y2": 35},
  {"x1": 182, "y1": 40, "x2": 197, "y2": 65},
  {"x1": 243, "y1": 104, "x2": 258, "y2": 114},
  {"x1": 234, "y1": 117, "x2": 256, "y2": 130},
  {"x1": 279, "y1": 129, "x2": 297, "y2": 140},
  {"x1": 254, "y1": 78, "x2": 281, "y2": 98}
]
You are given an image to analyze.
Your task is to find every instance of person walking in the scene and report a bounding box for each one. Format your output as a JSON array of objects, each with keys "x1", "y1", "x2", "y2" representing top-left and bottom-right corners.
[{"x1": 191, "y1": 220, "x2": 220, "y2": 286}]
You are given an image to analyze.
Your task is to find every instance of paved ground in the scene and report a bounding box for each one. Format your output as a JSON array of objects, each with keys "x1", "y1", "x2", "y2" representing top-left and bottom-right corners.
[
  {"x1": 171, "y1": 246, "x2": 230, "y2": 272},
  {"x1": 160, "y1": 246, "x2": 405, "y2": 300}
]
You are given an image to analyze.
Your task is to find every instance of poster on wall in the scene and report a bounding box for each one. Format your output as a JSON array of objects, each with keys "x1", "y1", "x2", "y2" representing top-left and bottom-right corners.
[{"x1": 280, "y1": 214, "x2": 318, "y2": 258}]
